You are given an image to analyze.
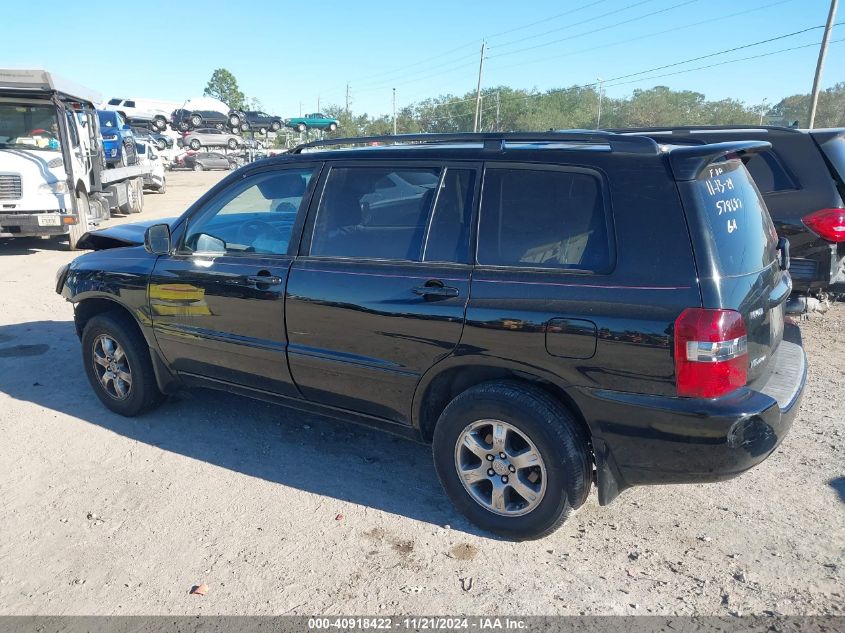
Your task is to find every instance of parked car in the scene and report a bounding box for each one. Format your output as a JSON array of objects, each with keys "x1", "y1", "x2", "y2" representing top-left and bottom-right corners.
[
  {"x1": 56, "y1": 131, "x2": 806, "y2": 540},
  {"x1": 135, "y1": 141, "x2": 166, "y2": 193},
  {"x1": 170, "y1": 108, "x2": 243, "y2": 132},
  {"x1": 131, "y1": 126, "x2": 173, "y2": 151},
  {"x1": 96, "y1": 110, "x2": 137, "y2": 167},
  {"x1": 284, "y1": 112, "x2": 338, "y2": 132},
  {"x1": 242, "y1": 111, "x2": 283, "y2": 134},
  {"x1": 611, "y1": 126, "x2": 845, "y2": 295},
  {"x1": 179, "y1": 128, "x2": 242, "y2": 151},
  {"x1": 103, "y1": 98, "x2": 168, "y2": 131},
  {"x1": 181, "y1": 151, "x2": 236, "y2": 171}
]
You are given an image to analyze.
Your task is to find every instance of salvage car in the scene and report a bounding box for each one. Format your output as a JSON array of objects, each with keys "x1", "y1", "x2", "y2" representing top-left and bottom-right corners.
[
  {"x1": 179, "y1": 127, "x2": 242, "y2": 151},
  {"x1": 170, "y1": 108, "x2": 243, "y2": 132},
  {"x1": 180, "y1": 151, "x2": 236, "y2": 171},
  {"x1": 612, "y1": 126, "x2": 845, "y2": 295},
  {"x1": 96, "y1": 110, "x2": 137, "y2": 167},
  {"x1": 242, "y1": 110, "x2": 283, "y2": 134},
  {"x1": 284, "y1": 112, "x2": 338, "y2": 132},
  {"x1": 56, "y1": 132, "x2": 806, "y2": 540}
]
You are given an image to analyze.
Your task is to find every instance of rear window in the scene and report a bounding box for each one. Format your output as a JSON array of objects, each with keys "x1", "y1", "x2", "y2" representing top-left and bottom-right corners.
[
  {"x1": 695, "y1": 158, "x2": 778, "y2": 275},
  {"x1": 816, "y1": 135, "x2": 845, "y2": 196},
  {"x1": 744, "y1": 150, "x2": 797, "y2": 193}
]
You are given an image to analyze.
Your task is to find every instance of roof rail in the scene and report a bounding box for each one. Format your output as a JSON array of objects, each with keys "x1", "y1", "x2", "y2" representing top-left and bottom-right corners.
[
  {"x1": 290, "y1": 131, "x2": 659, "y2": 155},
  {"x1": 607, "y1": 125, "x2": 802, "y2": 135}
]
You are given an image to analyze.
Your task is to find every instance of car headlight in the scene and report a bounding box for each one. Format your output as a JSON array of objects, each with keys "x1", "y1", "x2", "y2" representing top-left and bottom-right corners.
[{"x1": 39, "y1": 181, "x2": 68, "y2": 194}]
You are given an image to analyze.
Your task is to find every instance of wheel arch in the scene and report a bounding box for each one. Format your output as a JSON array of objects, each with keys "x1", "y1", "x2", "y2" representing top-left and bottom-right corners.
[
  {"x1": 412, "y1": 360, "x2": 592, "y2": 446},
  {"x1": 73, "y1": 295, "x2": 179, "y2": 393}
]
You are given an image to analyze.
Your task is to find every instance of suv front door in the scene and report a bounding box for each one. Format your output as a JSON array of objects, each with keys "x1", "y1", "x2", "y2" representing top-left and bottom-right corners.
[
  {"x1": 149, "y1": 165, "x2": 319, "y2": 395},
  {"x1": 285, "y1": 162, "x2": 479, "y2": 424}
]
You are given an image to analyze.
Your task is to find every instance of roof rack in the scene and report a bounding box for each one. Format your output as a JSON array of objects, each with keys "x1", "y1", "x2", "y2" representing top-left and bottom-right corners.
[{"x1": 290, "y1": 131, "x2": 660, "y2": 155}]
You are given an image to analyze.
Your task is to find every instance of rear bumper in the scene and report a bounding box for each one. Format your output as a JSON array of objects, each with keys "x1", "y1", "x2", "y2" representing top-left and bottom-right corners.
[{"x1": 575, "y1": 324, "x2": 806, "y2": 505}]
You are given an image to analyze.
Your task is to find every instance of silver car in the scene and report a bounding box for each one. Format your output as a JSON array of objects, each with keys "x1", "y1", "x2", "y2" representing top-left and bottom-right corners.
[{"x1": 180, "y1": 127, "x2": 242, "y2": 151}]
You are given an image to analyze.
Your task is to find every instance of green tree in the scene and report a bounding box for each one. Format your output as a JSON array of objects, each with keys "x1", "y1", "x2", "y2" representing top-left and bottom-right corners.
[{"x1": 203, "y1": 68, "x2": 246, "y2": 110}]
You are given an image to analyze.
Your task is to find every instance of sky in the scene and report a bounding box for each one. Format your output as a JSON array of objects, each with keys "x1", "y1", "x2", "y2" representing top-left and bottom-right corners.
[{"x1": 3, "y1": 0, "x2": 842, "y2": 118}]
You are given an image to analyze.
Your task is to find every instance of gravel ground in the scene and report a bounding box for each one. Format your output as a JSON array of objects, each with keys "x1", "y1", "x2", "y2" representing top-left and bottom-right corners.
[{"x1": 0, "y1": 171, "x2": 842, "y2": 616}]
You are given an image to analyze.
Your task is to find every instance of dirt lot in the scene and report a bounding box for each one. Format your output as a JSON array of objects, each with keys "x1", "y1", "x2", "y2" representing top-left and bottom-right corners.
[{"x1": 0, "y1": 171, "x2": 842, "y2": 616}]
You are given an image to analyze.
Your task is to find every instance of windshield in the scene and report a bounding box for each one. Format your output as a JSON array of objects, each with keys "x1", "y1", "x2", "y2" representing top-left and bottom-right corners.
[{"x1": 0, "y1": 104, "x2": 62, "y2": 151}]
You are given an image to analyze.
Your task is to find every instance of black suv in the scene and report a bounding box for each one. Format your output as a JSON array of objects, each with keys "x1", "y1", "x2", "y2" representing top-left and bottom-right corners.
[
  {"x1": 242, "y1": 110, "x2": 283, "y2": 134},
  {"x1": 611, "y1": 126, "x2": 845, "y2": 295},
  {"x1": 56, "y1": 132, "x2": 806, "y2": 539},
  {"x1": 170, "y1": 108, "x2": 244, "y2": 132}
]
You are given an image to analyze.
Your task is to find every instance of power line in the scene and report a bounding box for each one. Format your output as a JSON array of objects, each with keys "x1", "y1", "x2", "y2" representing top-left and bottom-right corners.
[
  {"x1": 603, "y1": 38, "x2": 845, "y2": 89},
  {"x1": 474, "y1": 34, "x2": 843, "y2": 109},
  {"x1": 488, "y1": 0, "x2": 701, "y2": 59},
  {"x1": 490, "y1": 0, "x2": 657, "y2": 50},
  {"x1": 483, "y1": 0, "x2": 611, "y2": 40},
  {"x1": 487, "y1": 0, "x2": 798, "y2": 73},
  {"x1": 604, "y1": 24, "x2": 839, "y2": 85}
]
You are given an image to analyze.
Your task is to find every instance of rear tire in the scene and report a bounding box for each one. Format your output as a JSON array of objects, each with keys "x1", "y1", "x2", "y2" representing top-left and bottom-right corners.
[
  {"x1": 190, "y1": 114, "x2": 202, "y2": 127},
  {"x1": 227, "y1": 138, "x2": 238, "y2": 150},
  {"x1": 153, "y1": 116, "x2": 167, "y2": 131},
  {"x1": 193, "y1": 163, "x2": 204, "y2": 171},
  {"x1": 271, "y1": 121, "x2": 281, "y2": 131},
  {"x1": 81, "y1": 312, "x2": 164, "y2": 417},
  {"x1": 156, "y1": 177, "x2": 167, "y2": 194},
  {"x1": 432, "y1": 381, "x2": 591, "y2": 540},
  {"x1": 295, "y1": 123, "x2": 306, "y2": 133},
  {"x1": 327, "y1": 122, "x2": 338, "y2": 132}
]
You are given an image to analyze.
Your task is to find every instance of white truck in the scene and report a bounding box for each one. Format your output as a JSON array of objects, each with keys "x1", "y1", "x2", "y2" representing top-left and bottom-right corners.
[{"x1": 0, "y1": 69, "x2": 152, "y2": 249}]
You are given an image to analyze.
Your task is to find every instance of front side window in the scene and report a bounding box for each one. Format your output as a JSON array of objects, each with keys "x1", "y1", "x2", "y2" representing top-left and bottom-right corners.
[
  {"x1": 310, "y1": 166, "x2": 441, "y2": 260},
  {"x1": 477, "y1": 168, "x2": 611, "y2": 271},
  {"x1": 0, "y1": 104, "x2": 61, "y2": 150},
  {"x1": 183, "y1": 168, "x2": 315, "y2": 256}
]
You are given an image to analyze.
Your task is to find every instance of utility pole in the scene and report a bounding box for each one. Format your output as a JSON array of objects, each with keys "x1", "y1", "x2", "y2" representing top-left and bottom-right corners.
[
  {"x1": 809, "y1": 0, "x2": 839, "y2": 128},
  {"x1": 317, "y1": 95, "x2": 320, "y2": 112},
  {"x1": 473, "y1": 41, "x2": 486, "y2": 133},
  {"x1": 392, "y1": 88, "x2": 397, "y2": 135},
  {"x1": 759, "y1": 98, "x2": 768, "y2": 125},
  {"x1": 345, "y1": 83, "x2": 350, "y2": 114},
  {"x1": 495, "y1": 90, "x2": 501, "y2": 132},
  {"x1": 596, "y1": 77, "x2": 604, "y2": 129}
]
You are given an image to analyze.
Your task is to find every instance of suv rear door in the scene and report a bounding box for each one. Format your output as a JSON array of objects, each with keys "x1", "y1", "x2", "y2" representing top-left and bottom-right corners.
[
  {"x1": 285, "y1": 161, "x2": 479, "y2": 424},
  {"x1": 675, "y1": 150, "x2": 790, "y2": 383}
]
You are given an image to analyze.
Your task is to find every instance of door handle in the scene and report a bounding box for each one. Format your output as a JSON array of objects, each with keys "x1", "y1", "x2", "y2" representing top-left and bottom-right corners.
[
  {"x1": 246, "y1": 273, "x2": 282, "y2": 286},
  {"x1": 412, "y1": 281, "x2": 459, "y2": 299}
]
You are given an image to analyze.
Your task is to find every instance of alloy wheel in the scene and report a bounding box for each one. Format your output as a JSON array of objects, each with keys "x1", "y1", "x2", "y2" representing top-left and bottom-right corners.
[
  {"x1": 92, "y1": 335, "x2": 132, "y2": 400},
  {"x1": 454, "y1": 419, "x2": 547, "y2": 517}
]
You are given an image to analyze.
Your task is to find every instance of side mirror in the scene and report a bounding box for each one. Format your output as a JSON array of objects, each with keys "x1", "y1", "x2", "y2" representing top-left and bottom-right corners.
[{"x1": 144, "y1": 223, "x2": 171, "y2": 255}]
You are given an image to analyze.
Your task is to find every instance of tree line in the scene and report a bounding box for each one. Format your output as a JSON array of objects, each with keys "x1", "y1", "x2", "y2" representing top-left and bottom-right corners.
[
  {"x1": 200, "y1": 67, "x2": 845, "y2": 141},
  {"x1": 323, "y1": 82, "x2": 845, "y2": 137}
]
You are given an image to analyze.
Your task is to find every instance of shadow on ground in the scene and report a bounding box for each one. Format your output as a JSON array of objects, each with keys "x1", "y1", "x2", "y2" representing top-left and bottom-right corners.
[
  {"x1": 0, "y1": 235, "x2": 69, "y2": 255},
  {"x1": 0, "y1": 319, "x2": 479, "y2": 534},
  {"x1": 829, "y1": 476, "x2": 845, "y2": 504}
]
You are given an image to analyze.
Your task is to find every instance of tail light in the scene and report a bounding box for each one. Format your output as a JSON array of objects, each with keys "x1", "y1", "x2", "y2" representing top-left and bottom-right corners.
[
  {"x1": 802, "y1": 208, "x2": 845, "y2": 242},
  {"x1": 674, "y1": 308, "x2": 747, "y2": 398}
]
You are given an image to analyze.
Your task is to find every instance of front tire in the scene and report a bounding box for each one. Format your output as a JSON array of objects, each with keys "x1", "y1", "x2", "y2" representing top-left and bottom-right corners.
[
  {"x1": 193, "y1": 163, "x2": 204, "y2": 171},
  {"x1": 190, "y1": 114, "x2": 203, "y2": 127},
  {"x1": 227, "y1": 138, "x2": 238, "y2": 150},
  {"x1": 68, "y1": 190, "x2": 91, "y2": 250},
  {"x1": 81, "y1": 312, "x2": 164, "y2": 416},
  {"x1": 189, "y1": 139, "x2": 201, "y2": 150},
  {"x1": 432, "y1": 381, "x2": 591, "y2": 540}
]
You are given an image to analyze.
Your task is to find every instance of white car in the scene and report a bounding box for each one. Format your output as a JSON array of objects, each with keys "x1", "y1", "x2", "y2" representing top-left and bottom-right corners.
[
  {"x1": 135, "y1": 140, "x2": 166, "y2": 193},
  {"x1": 103, "y1": 98, "x2": 170, "y2": 131}
]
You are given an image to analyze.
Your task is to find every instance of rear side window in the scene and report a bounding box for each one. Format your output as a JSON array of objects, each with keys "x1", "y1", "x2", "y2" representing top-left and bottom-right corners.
[
  {"x1": 744, "y1": 150, "x2": 797, "y2": 193},
  {"x1": 695, "y1": 159, "x2": 778, "y2": 275},
  {"x1": 816, "y1": 135, "x2": 845, "y2": 197},
  {"x1": 310, "y1": 166, "x2": 440, "y2": 261},
  {"x1": 477, "y1": 168, "x2": 610, "y2": 271}
]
